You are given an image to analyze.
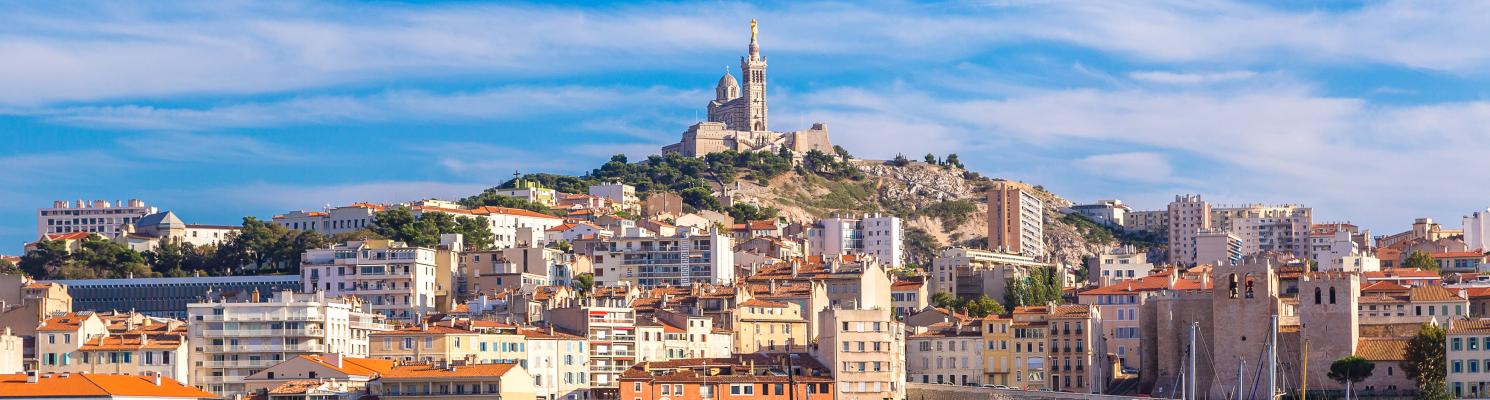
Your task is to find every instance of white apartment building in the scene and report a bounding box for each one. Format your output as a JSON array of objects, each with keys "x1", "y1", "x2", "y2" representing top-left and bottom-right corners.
[
  {"x1": 548, "y1": 306, "x2": 637, "y2": 399},
  {"x1": 1447, "y1": 319, "x2": 1490, "y2": 398},
  {"x1": 589, "y1": 183, "x2": 639, "y2": 213},
  {"x1": 907, "y1": 323, "x2": 984, "y2": 385},
  {"x1": 1069, "y1": 199, "x2": 1128, "y2": 227},
  {"x1": 1087, "y1": 245, "x2": 1153, "y2": 286},
  {"x1": 408, "y1": 204, "x2": 564, "y2": 249},
  {"x1": 1193, "y1": 230, "x2": 1242, "y2": 266},
  {"x1": 1167, "y1": 194, "x2": 1211, "y2": 265},
  {"x1": 1312, "y1": 228, "x2": 1381, "y2": 272},
  {"x1": 591, "y1": 229, "x2": 733, "y2": 288},
  {"x1": 813, "y1": 307, "x2": 906, "y2": 400},
  {"x1": 1467, "y1": 209, "x2": 1490, "y2": 252},
  {"x1": 272, "y1": 203, "x2": 385, "y2": 235},
  {"x1": 1213, "y1": 203, "x2": 1312, "y2": 256},
  {"x1": 301, "y1": 240, "x2": 441, "y2": 321},
  {"x1": 37, "y1": 199, "x2": 157, "y2": 238},
  {"x1": 187, "y1": 290, "x2": 391, "y2": 396},
  {"x1": 1123, "y1": 210, "x2": 1169, "y2": 235},
  {"x1": 813, "y1": 214, "x2": 903, "y2": 267},
  {"x1": 521, "y1": 328, "x2": 591, "y2": 400}
]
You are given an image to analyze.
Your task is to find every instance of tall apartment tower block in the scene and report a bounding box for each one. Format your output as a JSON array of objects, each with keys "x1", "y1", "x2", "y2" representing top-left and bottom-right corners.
[{"x1": 988, "y1": 181, "x2": 1045, "y2": 258}]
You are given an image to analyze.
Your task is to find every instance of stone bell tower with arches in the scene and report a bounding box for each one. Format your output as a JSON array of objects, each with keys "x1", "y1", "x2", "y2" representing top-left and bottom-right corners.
[{"x1": 1208, "y1": 256, "x2": 1280, "y2": 398}]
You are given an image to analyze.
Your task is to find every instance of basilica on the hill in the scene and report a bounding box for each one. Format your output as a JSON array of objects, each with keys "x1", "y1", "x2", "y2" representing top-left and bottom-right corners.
[{"x1": 661, "y1": 20, "x2": 834, "y2": 157}]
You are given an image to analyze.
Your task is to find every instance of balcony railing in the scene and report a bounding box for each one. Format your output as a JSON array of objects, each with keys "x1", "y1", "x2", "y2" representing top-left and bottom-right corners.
[
  {"x1": 203, "y1": 359, "x2": 281, "y2": 368},
  {"x1": 201, "y1": 328, "x2": 325, "y2": 337},
  {"x1": 201, "y1": 343, "x2": 323, "y2": 353},
  {"x1": 199, "y1": 314, "x2": 326, "y2": 322}
]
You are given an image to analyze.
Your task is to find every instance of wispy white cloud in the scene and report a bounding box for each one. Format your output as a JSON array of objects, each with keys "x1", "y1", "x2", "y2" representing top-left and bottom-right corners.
[
  {"x1": 33, "y1": 86, "x2": 699, "y2": 131},
  {"x1": 196, "y1": 180, "x2": 490, "y2": 213},
  {"x1": 5, "y1": 1, "x2": 1490, "y2": 106},
  {"x1": 1128, "y1": 70, "x2": 1257, "y2": 85},
  {"x1": 116, "y1": 133, "x2": 302, "y2": 162}
]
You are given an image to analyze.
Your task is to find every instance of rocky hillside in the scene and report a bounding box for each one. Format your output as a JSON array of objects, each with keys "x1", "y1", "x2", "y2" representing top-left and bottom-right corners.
[{"x1": 720, "y1": 159, "x2": 1113, "y2": 268}]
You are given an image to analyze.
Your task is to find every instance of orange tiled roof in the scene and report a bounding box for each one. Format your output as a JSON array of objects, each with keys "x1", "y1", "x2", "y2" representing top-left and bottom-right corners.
[
  {"x1": 1365, "y1": 268, "x2": 1441, "y2": 280},
  {"x1": 519, "y1": 328, "x2": 585, "y2": 340},
  {"x1": 43, "y1": 232, "x2": 93, "y2": 241},
  {"x1": 0, "y1": 373, "x2": 216, "y2": 399},
  {"x1": 370, "y1": 325, "x2": 476, "y2": 335},
  {"x1": 739, "y1": 299, "x2": 789, "y2": 308},
  {"x1": 1449, "y1": 319, "x2": 1490, "y2": 334},
  {"x1": 1361, "y1": 281, "x2": 1410, "y2": 293},
  {"x1": 1355, "y1": 338, "x2": 1408, "y2": 361},
  {"x1": 1408, "y1": 286, "x2": 1465, "y2": 302},
  {"x1": 891, "y1": 279, "x2": 924, "y2": 290},
  {"x1": 300, "y1": 354, "x2": 394, "y2": 377},
  {"x1": 38, "y1": 312, "x2": 91, "y2": 332},
  {"x1": 1465, "y1": 287, "x2": 1490, "y2": 300},
  {"x1": 1433, "y1": 251, "x2": 1486, "y2": 259}
]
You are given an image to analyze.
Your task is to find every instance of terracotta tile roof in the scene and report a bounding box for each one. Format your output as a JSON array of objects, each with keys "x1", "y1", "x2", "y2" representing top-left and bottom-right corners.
[
  {"x1": 300, "y1": 354, "x2": 394, "y2": 377},
  {"x1": 739, "y1": 299, "x2": 789, "y2": 308},
  {"x1": 1466, "y1": 287, "x2": 1490, "y2": 300},
  {"x1": 1365, "y1": 268, "x2": 1440, "y2": 280},
  {"x1": 1432, "y1": 251, "x2": 1485, "y2": 259},
  {"x1": 269, "y1": 380, "x2": 324, "y2": 395},
  {"x1": 1448, "y1": 319, "x2": 1490, "y2": 334},
  {"x1": 380, "y1": 363, "x2": 518, "y2": 379},
  {"x1": 370, "y1": 325, "x2": 476, "y2": 335},
  {"x1": 519, "y1": 328, "x2": 585, "y2": 340},
  {"x1": 1355, "y1": 338, "x2": 1408, "y2": 361},
  {"x1": 0, "y1": 373, "x2": 216, "y2": 399},
  {"x1": 891, "y1": 279, "x2": 925, "y2": 290},
  {"x1": 618, "y1": 354, "x2": 831, "y2": 383},
  {"x1": 1050, "y1": 304, "x2": 1093, "y2": 318},
  {"x1": 43, "y1": 232, "x2": 93, "y2": 241},
  {"x1": 79, "y1": 334, "x2": 183, "y2": 351},
  {"x1": 546, "y1": 223, "x2": 577, "y2": 232},
  {"x1": 38, "y1": 312, "x2": 91, "y2": 332},
  {"x1": 1408, "y1": 286, "x2": 1465, "y2": 302},
  {"x1": 1360, "y1": 281, "x2": 1410, "y2": 293}
]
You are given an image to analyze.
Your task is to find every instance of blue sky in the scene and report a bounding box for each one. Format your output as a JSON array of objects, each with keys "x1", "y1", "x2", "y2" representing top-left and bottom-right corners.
[{"x1": 3, "y1": 1, "x2": 1490, "y2": 253}]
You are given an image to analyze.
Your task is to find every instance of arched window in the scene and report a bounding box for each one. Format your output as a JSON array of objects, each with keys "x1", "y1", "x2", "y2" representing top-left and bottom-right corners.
[
  {"x1": 1330, "y1": 287, "x2": 1337, "y2": 304},
  {"x1": 1314, "y1": 287, "x2": 1322, "y2": 304},
  {"x1": 1244, "y1": 273, "x2": 1256, "y2": 299},
  {"x1": 1228, "y1": 274, "x2": 1239, "y2": 299}
]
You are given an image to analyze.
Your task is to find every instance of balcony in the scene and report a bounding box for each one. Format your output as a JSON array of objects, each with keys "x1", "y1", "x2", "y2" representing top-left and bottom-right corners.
[
  {"x1": 201, "y1": 328, "x2": 325, "y2": 338},
  {"x1": 203, "y1": 359, "x2": 281, "y2": 368},
  {"x1": 594, "y1": 350, "x2": 636, "y2": 357},
  {"x1": 199, "y1": 314, "x2": 326, "y2": 322},
  {"x1": 201, "y1": 343, "x2": 323, "y2": 353}
]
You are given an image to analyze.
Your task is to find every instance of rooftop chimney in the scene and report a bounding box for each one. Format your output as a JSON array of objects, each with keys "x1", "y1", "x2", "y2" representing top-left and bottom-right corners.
[
  {"x1": 25, "y1": 371, "x2": 37, "y2": 383},
  {"x1": 151, "y1": 371, "x2": 162, "y2": 386}
]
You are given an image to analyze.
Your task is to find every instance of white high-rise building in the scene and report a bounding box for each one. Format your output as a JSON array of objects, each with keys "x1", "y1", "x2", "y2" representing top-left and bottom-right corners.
[
  {"x1": 815, "y1": 214, "x2": 904, "y2": 267},
  {"x1": 301, "y1": 240, "x2": 442, "y2": 321},
  {"x1": 37, "y1": 199, "x2": 157, "y2": 238},
  {"x1": 1466, "y1": 209, "x2": 1490, "y2": 252},
  {"x1": 1167, "y1": 194, "x2": 1212, "y2": 265},
  {"x1": 187, "y1": 290, "x2": 390, "y2": 396},
  {"x1": 590, "y1": 229, "x2": 734, "y2": 288}
]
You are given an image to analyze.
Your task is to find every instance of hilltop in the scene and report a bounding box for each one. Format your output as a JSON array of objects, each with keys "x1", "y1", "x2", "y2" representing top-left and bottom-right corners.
[{"x1": 480, "y1": 150, "x2": 1134, "y2": 268}]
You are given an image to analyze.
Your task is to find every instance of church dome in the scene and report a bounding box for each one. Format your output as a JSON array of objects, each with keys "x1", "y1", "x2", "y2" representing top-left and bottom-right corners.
[{"x1": 715, "y1": 71, "x2": 740, "y2": 101}]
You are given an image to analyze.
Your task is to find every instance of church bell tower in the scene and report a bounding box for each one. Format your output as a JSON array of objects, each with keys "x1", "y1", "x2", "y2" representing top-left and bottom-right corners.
[{"x1": 740, "y1": 19, "x2": 769, "y2": 132}]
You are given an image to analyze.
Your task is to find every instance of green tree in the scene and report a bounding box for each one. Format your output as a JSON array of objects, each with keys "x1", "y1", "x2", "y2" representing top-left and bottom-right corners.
[
  {"x1": 144, "y1": 238, "x2": 189, "y2": 276},
  {"x1": 945, "y1": 153, "x2": 963, "y2": 169},
  {"x1": 727, "y1": 203, "x2": 778, "y2": 224},
  {"x1": 833, "y1": 145, "x2": 852, "y2": 161},
  {"x1": 924, "y1": 153, "x2": 937, "y2": 164},
  {"x1": 680, "y1": 187, "x2": 720, "y2": 211},
  {"x1": 0, "y1": 258, "x2": 21, "y2": 275},
  {"x1": 965, "y1": 295, "x2": 1006, "y2": 318},
  {"x1": 930, "y1": 292, "x2": 960, "y2": 310},
  {"x1": 20, "y1": 238, "x2": 74, "y2": 278},
  {"x1": 330, "y1": 228, "x2": 386, "y2": 244},
  {"x1": 71, "y1": 235, "x2": 152, "y2": 278},
  {"x1": 573, "y1": 273, "x2": 594, "y2": 295},
  {"x1": 1327, "y1": 355, "x2": 1374, "y2": 398},
  {"x1": 1402, "y1": 323, "x2": 1449, "y2": 400},
  {"x1": 1405, "y1": 250, "x2": 1439, "y2": 271}
]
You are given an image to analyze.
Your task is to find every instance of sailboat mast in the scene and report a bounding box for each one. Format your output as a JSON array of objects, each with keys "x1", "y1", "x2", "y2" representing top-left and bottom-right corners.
[
  {"x1": 1268, "y1": 314, "x2": 1277, "y2": 400},
  {"x1": 1188, "y1": 322, "x2": 1198, "y2": 400}
]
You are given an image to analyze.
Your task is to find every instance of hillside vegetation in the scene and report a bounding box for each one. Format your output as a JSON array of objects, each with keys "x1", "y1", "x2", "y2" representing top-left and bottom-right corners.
[{"x1": 488, "y1": 150, "x2": 1123, "y2": 267}]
